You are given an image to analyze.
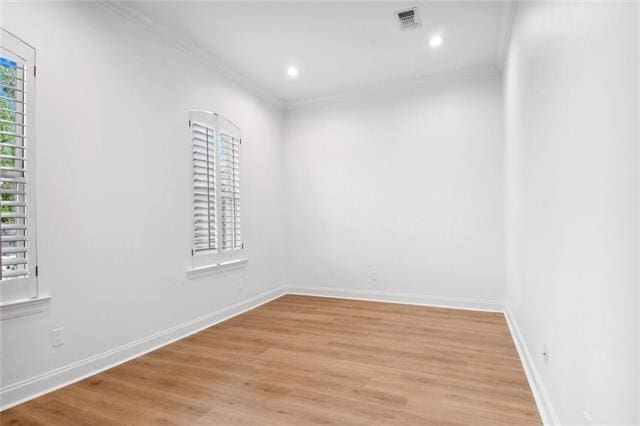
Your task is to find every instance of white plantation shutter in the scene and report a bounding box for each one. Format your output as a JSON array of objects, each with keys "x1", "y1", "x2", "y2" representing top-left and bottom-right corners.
[
  {"x1": 0, "y1": 63, "x2": 29, "y2": 281},
  {"x1": 0, "y1": 30, "x2": 37, "y2": 302},
  {"x1": 191, "y1": 121, "x2": 217, "y2": 254},
  {"x1": 219, "y1": 132, "x2": 241, "y2": 251},
  {"x1": 189, "y1": 111, "x2": 243, "y2": 270}
]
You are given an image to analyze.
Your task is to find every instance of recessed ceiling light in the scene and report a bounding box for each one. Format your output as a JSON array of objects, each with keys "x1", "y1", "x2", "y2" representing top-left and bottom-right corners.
[
  {"x1": 429, "y1": 34, "x2": 443, "y2": 48},
  {"x1": 286, "y1": 65, "x2": 299, "y2": 78}
]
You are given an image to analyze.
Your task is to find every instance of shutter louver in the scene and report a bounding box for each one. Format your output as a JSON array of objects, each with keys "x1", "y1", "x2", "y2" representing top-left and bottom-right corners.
[
  {"x1": 191, "y1": 121, "x2": 217, "y2": 254},
  {"x1": 1, "y1": 58, "x2": 30, "y2": 281}
]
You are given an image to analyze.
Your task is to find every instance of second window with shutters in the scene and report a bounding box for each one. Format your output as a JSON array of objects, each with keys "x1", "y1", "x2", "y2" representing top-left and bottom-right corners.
[{"x1": 189, "y1": 110, "x2": 243, "y2": 270}]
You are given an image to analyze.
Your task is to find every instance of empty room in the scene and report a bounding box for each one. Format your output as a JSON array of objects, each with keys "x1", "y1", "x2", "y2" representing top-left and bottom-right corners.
[{"x1": 0, "y1": 1, "x2": 638, "y2": 424}]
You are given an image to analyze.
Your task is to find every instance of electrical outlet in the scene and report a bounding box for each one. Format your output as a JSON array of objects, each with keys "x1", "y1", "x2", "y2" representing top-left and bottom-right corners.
[
  {"x1": 370, "y1": 270, "x2": 378, "y2": 281},
  {"x1": 51, "y1": 328, "x2": 64, "y2": 347},
  {"x1": 542, "y1": 343, "x2": 550, "y2": 365}
]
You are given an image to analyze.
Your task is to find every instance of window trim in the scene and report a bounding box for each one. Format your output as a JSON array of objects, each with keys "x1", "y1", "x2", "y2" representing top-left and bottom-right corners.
[
  {"x1": 187, "y1": 258, "x2": 247, "y2": 280},
  {"x1": 0, "y1": 294, "x2": 50, "y2": 321},
  {"x1": 188, "y1": 110, "x2": 244, "y2": 274}
]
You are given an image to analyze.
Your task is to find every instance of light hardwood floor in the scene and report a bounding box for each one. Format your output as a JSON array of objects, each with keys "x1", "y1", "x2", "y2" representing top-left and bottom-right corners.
[{"x1": 1, "y1": 295, "x2": 541, "y2": 425}]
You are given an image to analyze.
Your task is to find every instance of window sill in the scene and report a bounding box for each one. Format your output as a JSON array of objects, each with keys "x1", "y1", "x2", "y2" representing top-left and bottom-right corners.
[
  {"x1": 0, "y1": 295, "x2": 52, "y2": 320},
  {"x1": 187, "y1": 258, "x2": 248, "y2": 279}
]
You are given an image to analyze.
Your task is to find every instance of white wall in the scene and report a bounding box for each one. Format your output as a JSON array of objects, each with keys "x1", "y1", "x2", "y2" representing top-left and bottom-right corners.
[
  {"x1": 284, "y1": 71, "x2": 505, "y2": 306},
  {"x1": 504, "y1": 2, "x2": 638, "y2": 423},
  {"x1": 0, "y1": 1, "x2": 286, "y2": 401},
  {"x1": 636, "y1": 4, "x2": 640, "y2": 422}
]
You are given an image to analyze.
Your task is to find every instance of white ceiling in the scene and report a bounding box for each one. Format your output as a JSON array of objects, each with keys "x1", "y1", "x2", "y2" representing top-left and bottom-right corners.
[{"x1": 124, "y1": 2, "x2": 510, "y2": 104}]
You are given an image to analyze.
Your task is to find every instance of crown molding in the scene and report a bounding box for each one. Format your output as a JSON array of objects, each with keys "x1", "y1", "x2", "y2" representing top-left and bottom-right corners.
[
  {"x1": 496, "y1": 0, "x2": 516, "y2": 71},
  {"x1": 99, "y1": 1, "x2": 284, "y2": 109},
  {"x1": 285, "y1": 64, "x2": 499, "y2": 110}
]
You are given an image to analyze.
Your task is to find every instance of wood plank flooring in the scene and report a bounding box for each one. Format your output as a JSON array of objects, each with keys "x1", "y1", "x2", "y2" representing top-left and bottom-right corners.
[{"x1": 1, "y1": 295, "x2": 541, "y2": 425}]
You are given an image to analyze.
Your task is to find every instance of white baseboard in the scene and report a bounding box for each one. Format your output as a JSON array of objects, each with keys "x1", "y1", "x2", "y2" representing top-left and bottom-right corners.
[
  {"x1": 287, "y1": 285, "x2": 504, "y2": 312},
  {"x1": 504, "y1": 304, "x2": 560, "y2": 425},
  {"x1": 0, "y1": 286, "x2": 287, "y2": 411}
]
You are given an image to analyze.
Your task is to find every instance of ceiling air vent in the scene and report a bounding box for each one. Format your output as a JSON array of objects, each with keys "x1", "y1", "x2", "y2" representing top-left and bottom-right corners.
[{"x1": 396, "y1": 7, "x2": 421, "y2": 31}]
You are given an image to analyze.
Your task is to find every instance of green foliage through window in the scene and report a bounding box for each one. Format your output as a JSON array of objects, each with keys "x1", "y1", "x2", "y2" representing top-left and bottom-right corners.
[{"x1": 0, "y1": 58, "x2": 18, "y2": 219}]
